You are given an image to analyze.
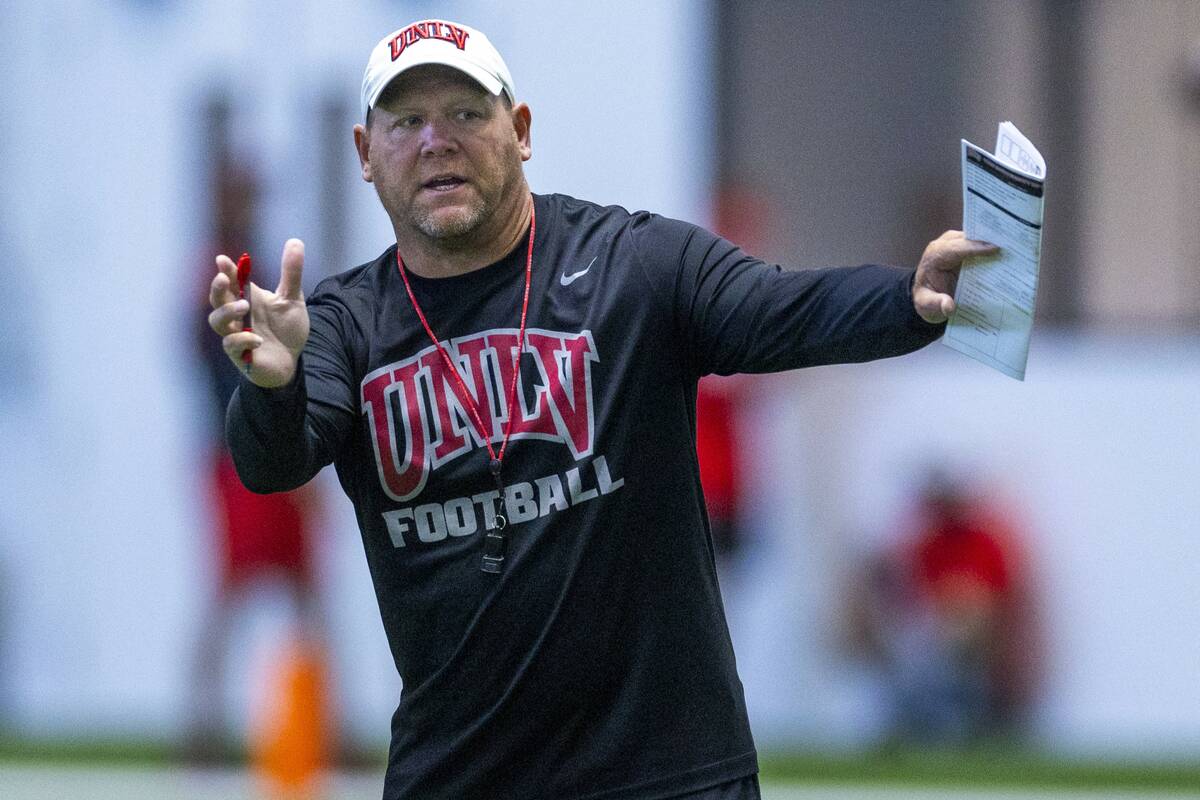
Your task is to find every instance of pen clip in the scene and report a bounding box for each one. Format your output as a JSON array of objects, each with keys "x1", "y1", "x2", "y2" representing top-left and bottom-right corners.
[
  {"x1": 235, "y1": 252, "x2": 253, "y2": 371},
  {"x1": 236, "y1": 252, "x2": 252, "y2": 299}
]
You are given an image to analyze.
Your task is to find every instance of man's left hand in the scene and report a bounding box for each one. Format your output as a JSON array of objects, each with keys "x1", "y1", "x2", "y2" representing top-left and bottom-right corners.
[{"x1": 913, "y1": 231, "x2": 1000, "y2": 323}]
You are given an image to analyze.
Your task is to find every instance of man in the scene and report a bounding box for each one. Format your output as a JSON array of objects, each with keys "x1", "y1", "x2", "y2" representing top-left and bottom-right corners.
[
  {"x1": 207, "y1": 18, "x2": 997, "y2": 800},
  {"x1": 902, "y1": 472, "x2": 1038, "y2": 741}
]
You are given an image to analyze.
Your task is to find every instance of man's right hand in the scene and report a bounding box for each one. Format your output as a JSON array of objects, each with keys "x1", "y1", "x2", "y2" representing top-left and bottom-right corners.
[{"x1": 208, "y1": 238, "x2": 310, "y2": 388}]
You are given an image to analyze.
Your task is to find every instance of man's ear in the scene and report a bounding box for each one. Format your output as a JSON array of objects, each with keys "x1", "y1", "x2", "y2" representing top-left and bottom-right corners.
[
  {"x1": 512, "y1": 102, "x2": 532, "y2": 162},
  {"x1": 353, "y1": 123, "x2": 373, "y2": 182}
]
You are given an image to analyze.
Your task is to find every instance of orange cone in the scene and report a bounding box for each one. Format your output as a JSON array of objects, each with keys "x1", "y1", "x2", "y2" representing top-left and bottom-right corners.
[{"x1": 251, "y1": 637, "x2": 332, "y2": 799}]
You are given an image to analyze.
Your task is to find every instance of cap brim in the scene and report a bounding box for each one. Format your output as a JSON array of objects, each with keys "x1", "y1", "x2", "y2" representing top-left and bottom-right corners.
[{"x1": 366, "y1": 56, "x2": 506, "y2": 117}]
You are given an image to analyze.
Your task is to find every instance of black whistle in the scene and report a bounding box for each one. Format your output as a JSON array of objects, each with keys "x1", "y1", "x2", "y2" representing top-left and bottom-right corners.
[
  {"x1": 482, "y1": 456, "x2": 508, "y2": 573},
  {"x1": 481, "y1": 531, "x2": 507, "y2": 574}
]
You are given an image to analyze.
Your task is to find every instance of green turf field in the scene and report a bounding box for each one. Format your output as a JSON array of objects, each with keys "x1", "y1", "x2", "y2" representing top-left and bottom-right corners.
[
  {"x1": 1, "y1": 739, "x2": 1198, "y2": 798},
  {"x1": 760, "y1": 749, "x2": 1200, "y2": 793},
  {"x1": 0, "y1": 764, "x2": 1198, "y2": 800}
]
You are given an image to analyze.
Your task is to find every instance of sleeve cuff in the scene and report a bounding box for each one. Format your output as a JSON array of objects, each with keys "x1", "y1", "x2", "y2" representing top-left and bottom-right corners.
[{"x1": 234, "y1": 355, "x2": 309, "y2": 421}]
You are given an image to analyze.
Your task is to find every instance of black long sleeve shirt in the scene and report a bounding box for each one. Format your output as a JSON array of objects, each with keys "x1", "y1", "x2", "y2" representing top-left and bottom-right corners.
[{"x1": 227, "y1": 193, "x2": 943, "y2": 799}]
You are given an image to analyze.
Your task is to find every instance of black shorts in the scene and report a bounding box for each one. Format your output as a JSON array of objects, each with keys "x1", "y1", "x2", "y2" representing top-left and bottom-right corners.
[{"x1": 669, "y1": 774, "x2": 761, "y2": 800}]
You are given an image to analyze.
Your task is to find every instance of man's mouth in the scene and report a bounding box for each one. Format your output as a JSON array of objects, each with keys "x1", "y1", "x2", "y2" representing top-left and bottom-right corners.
[{"x1": 422, "y1": 175, "x2": 467, "y2": 192}]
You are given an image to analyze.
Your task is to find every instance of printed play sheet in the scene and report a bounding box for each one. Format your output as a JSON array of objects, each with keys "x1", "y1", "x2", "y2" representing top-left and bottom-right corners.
[{"x1": 944, "y1": 121, "x2": 1045, "y2": 380}]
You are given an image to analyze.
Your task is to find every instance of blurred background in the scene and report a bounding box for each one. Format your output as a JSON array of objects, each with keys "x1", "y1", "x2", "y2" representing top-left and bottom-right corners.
[{"x1": 1, "y1": 0, "x2": 1198, "y2": 798}]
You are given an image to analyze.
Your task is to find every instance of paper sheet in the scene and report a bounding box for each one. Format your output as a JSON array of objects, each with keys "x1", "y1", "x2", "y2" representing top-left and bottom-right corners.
[{"x1": 943, "y1": 121, "x2": 1045, "y2": 380}]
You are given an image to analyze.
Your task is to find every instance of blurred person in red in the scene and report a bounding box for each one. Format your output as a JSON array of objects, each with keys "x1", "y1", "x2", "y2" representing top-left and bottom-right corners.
[
  {"x1": 847, "y1": 469, "x2": 1039, "y2": 744},
  {"x1": 188, "y1": 96, "x2": 331, "y2": 775},
  {"x1": 908, "y1": 471, "x2": 1038, "y2": 739},
  {"x1": 695, "y1": 378, "x2": 747, "y2": 568}
]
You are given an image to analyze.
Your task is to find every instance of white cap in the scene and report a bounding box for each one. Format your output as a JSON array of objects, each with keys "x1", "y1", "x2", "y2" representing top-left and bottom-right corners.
[{"x1": 361, "y1": 20, "x2": 516, "y2": 119}]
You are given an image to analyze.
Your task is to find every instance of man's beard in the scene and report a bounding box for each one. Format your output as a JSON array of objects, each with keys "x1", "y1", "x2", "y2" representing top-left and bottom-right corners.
[
  {"x1": 413, "y1": 193, "x2": 488, "y2": 241},
  {"x1": 407, "y1": 155, "x2": 522, "y2": 245}
]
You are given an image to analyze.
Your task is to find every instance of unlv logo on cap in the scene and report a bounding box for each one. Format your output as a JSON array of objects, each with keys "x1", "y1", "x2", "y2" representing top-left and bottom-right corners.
[
  {"x1": 361, "y1": 328, "x2": 599, "y2": 502},
  {"x1": 389, "y1": 21, "x2": 470, "y2": 61}
]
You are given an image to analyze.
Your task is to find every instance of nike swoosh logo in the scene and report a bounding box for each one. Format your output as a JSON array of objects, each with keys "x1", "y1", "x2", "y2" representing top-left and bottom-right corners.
[{"x1": 560, "y1": 257, "x2": 596, "y2": 287}]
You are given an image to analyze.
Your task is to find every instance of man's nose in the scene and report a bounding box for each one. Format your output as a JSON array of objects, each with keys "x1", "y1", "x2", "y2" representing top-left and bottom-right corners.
[{"x1": 419, "y1": 120, "x2": 457, "y2": 156}]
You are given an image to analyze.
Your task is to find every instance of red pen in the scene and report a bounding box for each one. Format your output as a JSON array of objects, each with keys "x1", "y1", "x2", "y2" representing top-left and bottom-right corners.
[{"x1": 236, "y1": 252, "x2": 253, "y2": 374}]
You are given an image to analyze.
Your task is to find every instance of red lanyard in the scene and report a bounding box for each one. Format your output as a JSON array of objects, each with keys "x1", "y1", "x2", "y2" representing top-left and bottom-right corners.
[{"x1": 395, "y1": 202, "x2": 535, "y2": 573}]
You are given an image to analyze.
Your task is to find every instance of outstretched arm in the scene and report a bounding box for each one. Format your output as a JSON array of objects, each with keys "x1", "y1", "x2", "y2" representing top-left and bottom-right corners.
[{"x1": 631, "y1": 215, "x2": 999, "y2": 376}]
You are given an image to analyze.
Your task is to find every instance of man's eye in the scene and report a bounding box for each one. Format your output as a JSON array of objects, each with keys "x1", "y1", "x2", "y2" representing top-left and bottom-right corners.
[
  {"x1": 456, "y1": 110, "x2": 481, "y2": 121},
  {"x1": 398, "y1": 115, "x2": 422, "y2": 128}
]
